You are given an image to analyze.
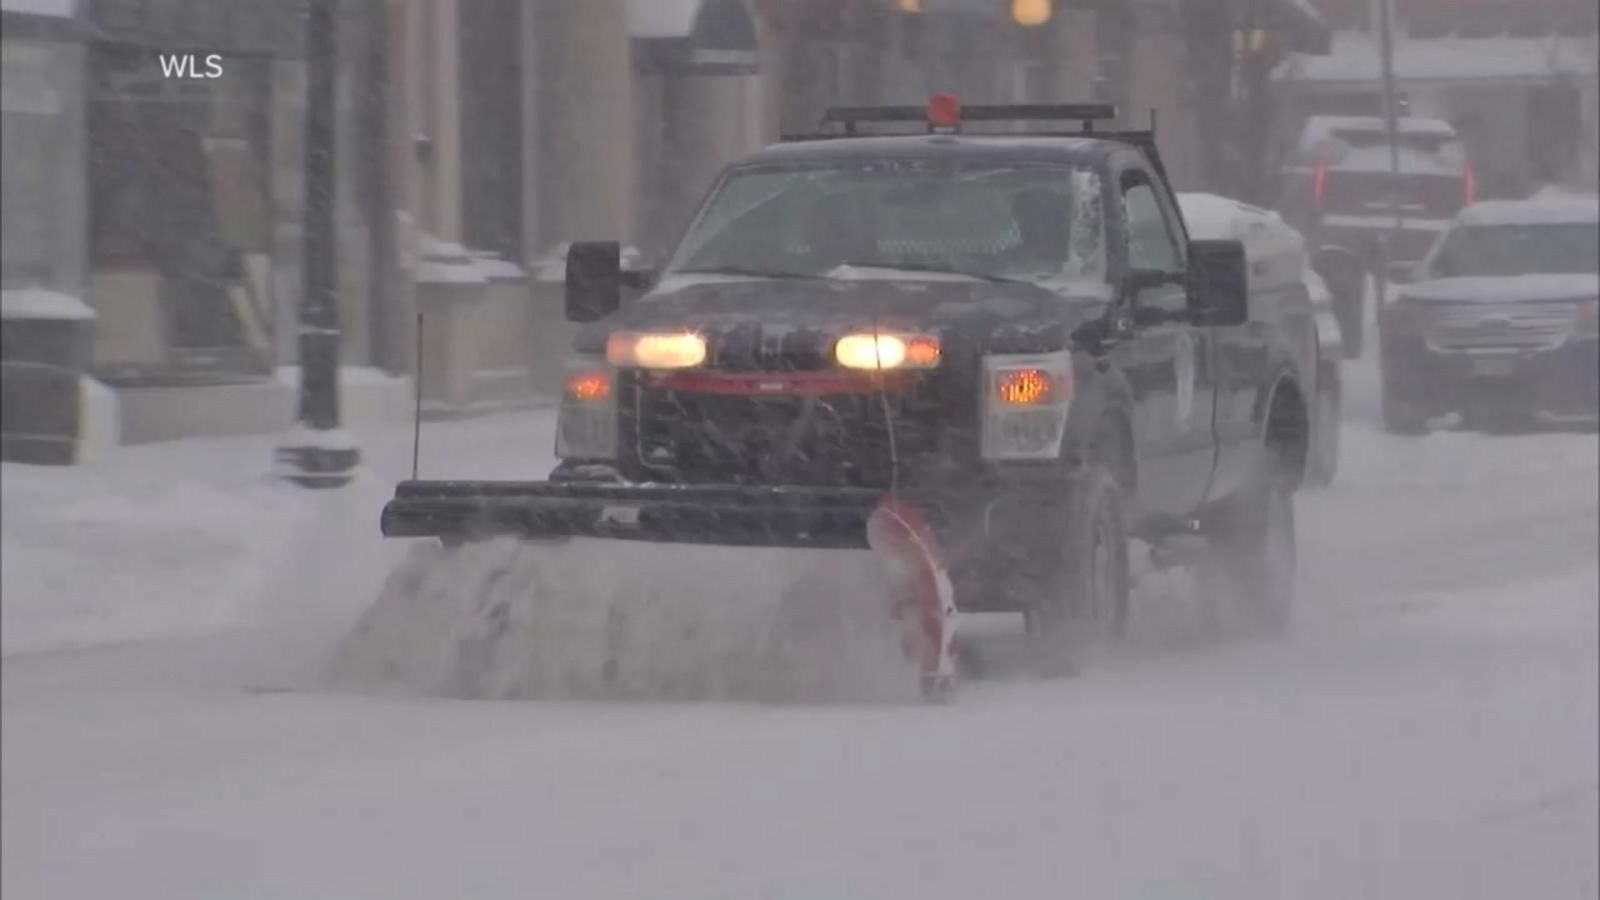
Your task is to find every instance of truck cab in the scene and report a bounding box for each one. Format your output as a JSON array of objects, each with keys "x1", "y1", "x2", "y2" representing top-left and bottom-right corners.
[{"x1": 552, "y1": 100, "x2": 1309, "y2": 644}]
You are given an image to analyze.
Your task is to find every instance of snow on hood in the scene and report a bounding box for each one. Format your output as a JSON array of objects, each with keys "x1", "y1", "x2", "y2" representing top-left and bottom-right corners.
[
  {"x1": 1177, "y1": 192, "x2": 1282, "y2": 234},
  {"x1": 1458, "y1": 196, "x2": 1600, "y2": 228},
  {"x1": 1, "y1": 288, "x2": 96, "y2": 322},
  {"x1": 1400, "y1": 274, "x2": 1600, "y2": 304}
]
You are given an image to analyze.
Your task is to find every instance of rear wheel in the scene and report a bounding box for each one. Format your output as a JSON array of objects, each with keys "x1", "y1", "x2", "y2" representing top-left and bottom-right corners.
[{"x1": 1024, "y1": 467, "x2": 1130, "y2": 676}]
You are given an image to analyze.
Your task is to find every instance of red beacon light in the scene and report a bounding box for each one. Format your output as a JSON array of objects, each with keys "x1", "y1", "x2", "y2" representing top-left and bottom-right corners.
[{"x1": 927, "y1": 94, "x2": 961, "y2": 132}]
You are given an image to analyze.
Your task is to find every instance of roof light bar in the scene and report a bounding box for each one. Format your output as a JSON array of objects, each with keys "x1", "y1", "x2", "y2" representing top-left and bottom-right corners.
[{"x1": 821, "y1": 102, "x2": 1118, "y2": 129}]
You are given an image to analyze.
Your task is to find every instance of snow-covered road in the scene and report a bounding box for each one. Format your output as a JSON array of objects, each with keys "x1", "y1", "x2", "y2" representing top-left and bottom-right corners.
[{"x1": 4, "y1": 363, "x2": 1597, "y2": 900}]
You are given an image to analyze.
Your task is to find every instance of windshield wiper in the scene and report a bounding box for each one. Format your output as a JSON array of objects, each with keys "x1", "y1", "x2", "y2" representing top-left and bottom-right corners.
[
  {"x1": 673, "y1": 266, "x2": 823, "y2": 280},
  {"x1": 834, "y1": 261, "x2": 1034, "y2": 286}
]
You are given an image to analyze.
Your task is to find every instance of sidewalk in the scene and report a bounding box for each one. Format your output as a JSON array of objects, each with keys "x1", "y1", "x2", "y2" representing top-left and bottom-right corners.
[{"x1": 0, "y1": 410, "x2": 560, "y2": 657}]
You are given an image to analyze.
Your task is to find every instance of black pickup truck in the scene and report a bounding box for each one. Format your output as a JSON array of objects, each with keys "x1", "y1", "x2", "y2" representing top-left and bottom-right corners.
[{"x1": 383, "y1": 101, "x2": 1310, "y2": 675}]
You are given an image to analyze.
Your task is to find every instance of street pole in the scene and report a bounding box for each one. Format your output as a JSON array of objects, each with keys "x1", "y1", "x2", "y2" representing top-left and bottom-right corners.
[
  {"x1": 1376, "y1": 0, "x2": 1403, "y2": 300},
  {"x1": 275, "y1": 0, "x2": 361, "y2": 488},
  {"x1": 1243, "y1": 0, "x2": 1264, "y2": 204}
]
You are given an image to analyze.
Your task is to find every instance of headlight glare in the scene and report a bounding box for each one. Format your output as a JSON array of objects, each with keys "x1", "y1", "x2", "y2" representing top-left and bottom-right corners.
[
  {"x1": 835, "y1": 332, "x2": 941, "y2": 370},
  {"x1": 606, "y1": 331, "x2": 707, "y2": 369}
]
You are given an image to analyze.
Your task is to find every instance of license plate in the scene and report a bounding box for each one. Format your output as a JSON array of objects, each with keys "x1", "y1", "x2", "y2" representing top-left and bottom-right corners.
[{"x1": 1472, "y1": 357, "x2": 1516, "y2": 377}]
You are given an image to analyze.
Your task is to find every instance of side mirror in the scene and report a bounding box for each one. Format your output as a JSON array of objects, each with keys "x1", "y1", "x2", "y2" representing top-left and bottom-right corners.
[
  {"x1": 565, "y1": 241, "x2": 623, "y2": 323},
  {"x1": 1186, "y1": 239, "x2": 1249, "y2": 327}
]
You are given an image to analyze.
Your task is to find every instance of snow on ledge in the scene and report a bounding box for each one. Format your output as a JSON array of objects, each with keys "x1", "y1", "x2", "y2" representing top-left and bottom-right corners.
[{"x1": 1, "y1": 287, "x2": 96, "y2": 322}]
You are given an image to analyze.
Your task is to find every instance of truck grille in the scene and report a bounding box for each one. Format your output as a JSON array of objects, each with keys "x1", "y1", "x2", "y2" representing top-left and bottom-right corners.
[
  {"x1": 1423, "y1": 302, "x2": 1577, "y2": 352},
  {"x1": 633, "y1": 387, "x2": 942, "y2": 488}
]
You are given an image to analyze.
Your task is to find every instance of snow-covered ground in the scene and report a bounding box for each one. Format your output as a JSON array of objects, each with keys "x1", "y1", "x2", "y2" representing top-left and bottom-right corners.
[{"x1": 3, "y1": 359, "x2": 1596, "y2": 899}]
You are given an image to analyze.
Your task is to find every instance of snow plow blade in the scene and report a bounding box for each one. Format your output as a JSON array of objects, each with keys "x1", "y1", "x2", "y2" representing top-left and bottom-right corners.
[
  {"x1": 379, "y1": 480, "x2": 889, "y2": 550},
  {"x1": 377, "y1": 479, "x2": 960, "y2": 699}
]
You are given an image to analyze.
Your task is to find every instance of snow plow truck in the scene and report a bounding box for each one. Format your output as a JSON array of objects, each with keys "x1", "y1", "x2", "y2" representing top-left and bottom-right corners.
[{"x1": 376, "y1": 99, "x2": 1309, "y2": 701}]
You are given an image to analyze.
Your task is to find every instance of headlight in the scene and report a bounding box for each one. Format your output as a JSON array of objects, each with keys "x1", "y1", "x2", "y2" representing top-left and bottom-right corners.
[
  {"x1": 606, "y1": 331, "x2": 707, "y2": 369},
  {"x1": 834, "y1": 332, "x2": 941, "y2": 370}
]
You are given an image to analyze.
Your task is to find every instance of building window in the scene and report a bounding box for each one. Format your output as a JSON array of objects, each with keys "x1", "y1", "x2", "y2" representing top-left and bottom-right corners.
[
  {"x1": 1, "y1": 40, "x2": 77, "y2": 291},
  {"x1": 87, "y1": 43, "x2": 276, "y2": 379},
  {"x1": 459, "y1": 0, "x2": 524, "y2": 260}
]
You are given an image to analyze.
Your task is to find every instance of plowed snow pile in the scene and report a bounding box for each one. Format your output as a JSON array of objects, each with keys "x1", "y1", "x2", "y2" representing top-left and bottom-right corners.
[{"x1": 328, "y1": 538, "x2": 923, "y2": 704}]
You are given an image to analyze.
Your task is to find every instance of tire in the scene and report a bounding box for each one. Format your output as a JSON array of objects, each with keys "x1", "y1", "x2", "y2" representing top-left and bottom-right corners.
[
  {"x1": 1023, "y1": 466, "x2": 1131, "y2": 676},
  {"x1": 1380, "y1": 369, "x2": 1429, "y2": 436},
  {"x1": 1198, "y1": 464, "x2": 1297, "y2": 637}
]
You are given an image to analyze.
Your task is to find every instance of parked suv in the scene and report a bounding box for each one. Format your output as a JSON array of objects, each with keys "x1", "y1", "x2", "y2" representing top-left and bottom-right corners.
[{"x1": 1378, "y1": 193, "x2": 1599, "y2": 434}]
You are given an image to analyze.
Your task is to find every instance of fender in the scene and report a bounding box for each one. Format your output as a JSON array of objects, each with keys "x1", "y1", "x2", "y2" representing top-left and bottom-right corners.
[
  {"x1": 1251, "y1": 365, "x2": 1306, "y2": 442},
  {"x1": 1060, "y1": 355, "x2": 1138, "y2": 487},
  {"x1": 1246, "y1": 309, "x2": 1307, "y2": 437}
]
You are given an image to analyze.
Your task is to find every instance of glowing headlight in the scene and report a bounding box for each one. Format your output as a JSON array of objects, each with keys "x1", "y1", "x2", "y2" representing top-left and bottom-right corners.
[
  {"x1": 834, "y1": 332, "x2": 941, "y2": 370},
  {"x1": 605, "y1": 331, "x2": 707, "y2": 369}
]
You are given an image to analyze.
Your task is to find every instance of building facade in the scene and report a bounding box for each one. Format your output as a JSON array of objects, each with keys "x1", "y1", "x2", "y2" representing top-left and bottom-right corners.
[{"x1": 2, "y1": 0, "x2": 1342, "y2": 447}]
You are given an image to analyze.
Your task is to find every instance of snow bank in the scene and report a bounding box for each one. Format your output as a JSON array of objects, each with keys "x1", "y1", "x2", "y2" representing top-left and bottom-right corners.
[
  {"x1": 76, "y1": 375, "x2": 120, "y2": 464},
  {"x1": 0, "y1": 463, "x2": 319, "y2": 655},
  {"x1": 0, "y1": 409, "x2": 560, "y2": 658}
]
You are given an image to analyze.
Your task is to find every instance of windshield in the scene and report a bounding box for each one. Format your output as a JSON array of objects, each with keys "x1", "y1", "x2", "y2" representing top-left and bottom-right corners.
[
  {"x1": 666, "y1": 161, "x2": 1107, "y2": 287},
  {"x1": 1430, "y1": 222, "x2": 1600, "y2": 277}
]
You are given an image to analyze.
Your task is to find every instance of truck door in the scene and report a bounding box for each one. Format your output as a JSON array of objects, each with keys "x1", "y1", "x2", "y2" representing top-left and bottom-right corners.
[{"x1": 1112, "y1": 169, "x2": 1215, "y2": 519}]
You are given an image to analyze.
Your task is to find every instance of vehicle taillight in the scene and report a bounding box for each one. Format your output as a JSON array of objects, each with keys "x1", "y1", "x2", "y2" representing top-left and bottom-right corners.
[
  {"x1": 927, "y1": 93, "x2": 961, "y2": 131},
  {"x1": 1462, "y1": 162, "x2": 1478, "y2": 205},
  {"x1": 1312, "y1": 163, "x2": 1329, "y2": 209}
]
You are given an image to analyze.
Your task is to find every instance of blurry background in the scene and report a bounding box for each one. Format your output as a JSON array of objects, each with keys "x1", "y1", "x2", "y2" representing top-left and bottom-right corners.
[{"x1": 1, "y1": 0, "x2": 1595, "y2": 451}]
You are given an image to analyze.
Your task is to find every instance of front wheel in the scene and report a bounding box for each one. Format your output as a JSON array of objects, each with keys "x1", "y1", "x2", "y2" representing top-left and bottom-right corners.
[{"x1": 1023, "y1": 467, "x2": 1130, "y2": 676}]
